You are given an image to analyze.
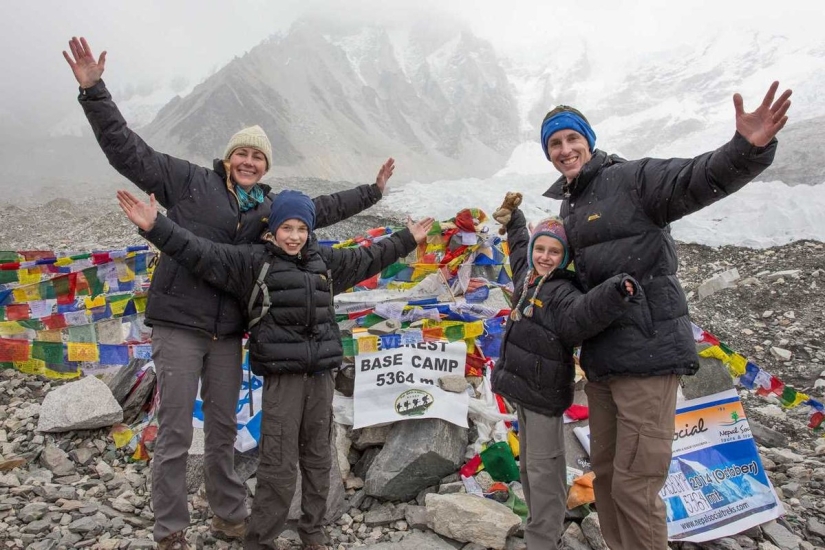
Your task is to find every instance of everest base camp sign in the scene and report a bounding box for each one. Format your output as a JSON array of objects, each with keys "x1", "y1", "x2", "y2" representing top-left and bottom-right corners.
[{"x1": 353, "y1": 340, "x2": 469, "y2": 429}]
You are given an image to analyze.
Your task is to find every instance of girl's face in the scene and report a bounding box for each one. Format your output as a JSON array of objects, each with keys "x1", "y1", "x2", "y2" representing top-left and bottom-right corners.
[
  {"x1": 274, "y1": 219, "x2": 309, "y2": 255},
  {"x1": 532, "y1": 235, "x2": 565, "y2": 276}
]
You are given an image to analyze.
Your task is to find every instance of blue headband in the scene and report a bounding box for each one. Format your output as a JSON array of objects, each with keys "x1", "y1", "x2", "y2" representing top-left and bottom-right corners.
[{"x1": 540, "y1": 112, "x2": 597, "y2": 160}]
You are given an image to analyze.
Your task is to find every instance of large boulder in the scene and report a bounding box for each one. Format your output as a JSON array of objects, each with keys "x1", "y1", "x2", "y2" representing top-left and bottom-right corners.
[
  {"x1": 365, "y1": 419, "x2": 467, "y2": 501},
  {"x1": 425, "y1": 493, "x2": 521, "y2": 550},
  {"x1": 37, "y1": 376, "x2": 123, "y2": 433}
]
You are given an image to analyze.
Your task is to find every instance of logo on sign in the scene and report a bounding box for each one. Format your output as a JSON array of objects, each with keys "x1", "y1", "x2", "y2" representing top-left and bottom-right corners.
[{"x1": 395, "y1": 389, "x2": 434, "y2": 417}]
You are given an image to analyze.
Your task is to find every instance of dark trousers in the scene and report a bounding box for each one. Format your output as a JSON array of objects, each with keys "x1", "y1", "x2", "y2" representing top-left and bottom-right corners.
[
  {"x1": 585, "y1": 374, "x2": 680, "y2": 550},
  {"x1": 150, "y1": 326, "x2": 248, "y2": 541},
  {"x1": 245, "y1": 370, "x2": 335, "y2": 549},
  {"x1": 517, "y1": 405, "x2": 566, "y2": 550}
]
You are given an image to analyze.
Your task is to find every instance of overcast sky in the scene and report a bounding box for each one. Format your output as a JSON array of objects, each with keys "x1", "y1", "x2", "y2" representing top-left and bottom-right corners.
[{"x1": 2, "y1": 0, "x2": 818, "y2": 134}]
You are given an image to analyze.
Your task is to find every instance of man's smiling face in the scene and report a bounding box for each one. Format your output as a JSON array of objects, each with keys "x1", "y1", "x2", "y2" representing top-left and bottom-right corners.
[{"x1": 547, "y1": 129, "x2": 592, "y2": 182}]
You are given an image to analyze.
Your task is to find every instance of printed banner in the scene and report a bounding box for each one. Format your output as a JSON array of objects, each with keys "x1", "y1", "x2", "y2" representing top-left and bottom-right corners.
[
  {"x1": 572, "y1": 389, "x2": 783, "y2": 542},
  {"x1": 353, "y1": 339, "x2": 470, "y2": 429},
  {"x1": 663, "y1": 389, "x2": 783, "y2": 542}
]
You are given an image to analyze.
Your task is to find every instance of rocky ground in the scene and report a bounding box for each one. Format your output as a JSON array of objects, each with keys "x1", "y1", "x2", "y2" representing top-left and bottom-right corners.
[{"x1": 1, "y1": 193, "x2": 824, "y2": 549}]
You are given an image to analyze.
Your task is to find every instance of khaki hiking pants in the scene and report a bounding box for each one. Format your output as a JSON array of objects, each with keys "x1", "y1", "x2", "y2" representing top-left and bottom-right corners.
[
  {"x1": 150, "y1": 325, "x2": 248, "y2": 541},
  {"x1": 245, "y1": 370, "x2": 335, "y2": 549},
  {"x1": 585, "y1": 374, "x2": 680, "y2": 550}
]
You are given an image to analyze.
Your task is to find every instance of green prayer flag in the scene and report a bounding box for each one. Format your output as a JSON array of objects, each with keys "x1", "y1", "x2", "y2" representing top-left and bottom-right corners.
[
  {"x1": 342, "y1": 338, "x2": 357, "y2": 357},
  {"x1": 0, "y1": 271, "x2": 18, "y2": 285},
  {"x1": 32, "y1": 341, "x2": 64, "y2": 364}
]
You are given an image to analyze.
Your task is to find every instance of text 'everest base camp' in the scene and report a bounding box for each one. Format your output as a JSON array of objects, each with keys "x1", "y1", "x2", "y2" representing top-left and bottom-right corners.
[{"x1": 2, "y1": 9, "x2": 825, "y2": 550}]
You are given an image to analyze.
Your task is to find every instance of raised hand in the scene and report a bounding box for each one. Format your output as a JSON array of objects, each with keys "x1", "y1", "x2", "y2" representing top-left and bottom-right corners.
[
  {"x1": 63, "y1": 37, "x2": 107, "y2": 89},
  {"x1": 407, "y1": 216, "x2": 435, "y2": 244},
  {"x1": 117, "y1": 190, "x2": 158, "y2": 231},
  {"x1": 375, "y1": 158, "x2": 395, "y2": 193},
  {"x1": 734, "y1": 81, "x2": 792, "y2": 147}
]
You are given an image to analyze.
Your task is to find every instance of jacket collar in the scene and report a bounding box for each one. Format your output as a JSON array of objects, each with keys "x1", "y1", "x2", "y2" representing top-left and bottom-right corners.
[{"x1": 542, "y1": 149, "x2": 624, "y2": 199}]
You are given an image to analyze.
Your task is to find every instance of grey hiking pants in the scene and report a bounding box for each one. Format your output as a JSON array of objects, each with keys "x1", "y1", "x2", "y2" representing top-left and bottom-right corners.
[
  {"x1": 517, "y1": 405, "x2": 566, "y2": 550},
  {"x1": 245, "y1": 370, "x2": 335, "y2": 549},
  {"x1": 150, "y1": 325, "x2": 248, "y2": 541}
]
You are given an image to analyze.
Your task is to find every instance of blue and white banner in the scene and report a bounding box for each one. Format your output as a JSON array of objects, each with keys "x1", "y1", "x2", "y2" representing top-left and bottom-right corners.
[{"x1": 193, "y1": 353, "x2": 264, "y2": 452}]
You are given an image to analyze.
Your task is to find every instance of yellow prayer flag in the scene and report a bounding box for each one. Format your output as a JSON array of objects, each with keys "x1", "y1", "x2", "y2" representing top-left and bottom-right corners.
[
  {"x1": 14, "y1": 358, "x2": 45, "y2": 376},
  {"x1": 13, "y1": 284, "x2": 41, "y2": 303},
  {"x1": 36, "y1": 330, "x2": 63, "y2": 343},
  {"x1": 84, "y1": 295, "x2": 107, "y2": 310},
  {"x1": 109, "y1": 298, "x2": 129, "y2": 316},
  {"x1": 133, "y1": 296, "x2": 147, "y2": 313},
  {"x1": 67, "y1": 342, "x2": 100, "y2": 362},
  {"x1": 358, "y1": 336, "x2": 379, "y2": 353},
  {"x1": 698, "y1": 345, "x2": 729, "y2": 362},
  {"x1": 464, "y1": 321, "x2": 484, "y2": 339},
  {"x1": 508, "y1": 430, "x2": 520, "y2": 458},
  {"x1": 55, "y1": 257, "x2": 73, "y2": 267},
  {"x1": 0, "y1": 321, "x2": 29, "y2": 337},
  {"x1": 43, "y1": 366, "x2": 81, "y2": 380},
  {"x1": 727, "y1": 353, "x2": 748, "y2": 377},
  {"x1": 789, "y1": 392, "x2": 809, "y2": 408},
  {"x1": 116, "y1": 260, "x2": 135, "y2": 282},
  {"x1": 18, "y1": 269, "x2": 41, "y2": 285}
]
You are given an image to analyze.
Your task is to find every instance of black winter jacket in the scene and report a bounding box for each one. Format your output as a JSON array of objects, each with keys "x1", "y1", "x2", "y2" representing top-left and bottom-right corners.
[
  {"x1": 491, "y1": 209, "x2": 638, "y2": 417},
  {"x1": 141, "y1": 214, "x2": 418, "y2": 376},
  {"x1": 544, "y1": 132, "x2": 777, "y2": 381},
  {"x1": 79, "y1": 80, "x2": 383, "y2": 337}
]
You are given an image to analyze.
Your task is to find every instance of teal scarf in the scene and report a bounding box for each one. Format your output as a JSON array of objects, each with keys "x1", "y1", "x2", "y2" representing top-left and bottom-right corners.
[{"x1": 236, "y1": 184, "x2": 265, "y2": 212}]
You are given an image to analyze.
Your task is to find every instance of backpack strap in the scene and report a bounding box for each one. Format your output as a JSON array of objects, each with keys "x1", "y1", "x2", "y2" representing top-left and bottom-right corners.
[{"x1": 247, "y1": 262, "x2": 271, "y2": 330}]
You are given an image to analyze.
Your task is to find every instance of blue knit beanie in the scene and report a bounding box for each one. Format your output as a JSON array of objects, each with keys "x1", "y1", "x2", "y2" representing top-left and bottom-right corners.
[
  {"x1": 540, "y1": 108, "x2": 597, "y2": 161},
  {"x1": 268, "y1": 190, "x2": 316, "y2": 233},
  {"x1": 528, "y1": 217, "x2": 569, "y2": 270}
]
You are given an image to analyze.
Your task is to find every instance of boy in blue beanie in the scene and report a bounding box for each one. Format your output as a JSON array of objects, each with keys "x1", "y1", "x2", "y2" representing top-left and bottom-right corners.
[
  {"x1": 491, "y1": 192, "x2": 639, "y2": 550},
  {"x1": 118, "y1": 189, "x2": 433, "y2": 550}
]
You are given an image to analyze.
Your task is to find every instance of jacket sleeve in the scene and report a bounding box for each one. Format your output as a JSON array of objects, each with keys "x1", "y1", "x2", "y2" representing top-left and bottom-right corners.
[
  {"x1": 322, "y1": 229, "x2": 418, "y2": 294},
  {"x1": 78, "y1": 80, "x2": 198, "y2": 209},
  {"x1": 505, "y1": 208, "x2": 530, "y2": 285},
  {"x1": 549, "y1": 274, "x2": 639, "y2": 348},
  {"x1": 636, "y1": 132, "x2": 777, "y2": 226},
  {"x1": 312, "y1": 184, "x2": 383, "y2": 229},
  {"x1": 140, "y1": 214, "x2": 256, "y2": 301}
]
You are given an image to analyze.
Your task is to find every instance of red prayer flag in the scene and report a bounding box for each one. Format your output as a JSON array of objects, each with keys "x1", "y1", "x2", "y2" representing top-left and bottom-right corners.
[{"x1": 0, "y1": 338, "x2": 30, "y2": 362}]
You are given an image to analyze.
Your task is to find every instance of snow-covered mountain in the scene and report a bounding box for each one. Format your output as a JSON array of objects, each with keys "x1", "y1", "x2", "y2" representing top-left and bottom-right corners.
[
  {"x1": 140, "y1": 17, "x2": 520, "y2": 183},
  {"x1": 1, "y1": 22, "x2": 823, "y2": 194}
]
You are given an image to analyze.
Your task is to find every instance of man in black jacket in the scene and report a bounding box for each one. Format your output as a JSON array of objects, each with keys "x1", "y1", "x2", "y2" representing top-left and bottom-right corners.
[
  {"x1": 540, "y1": 82, "x2": 791, "y2": 550},
  {"x1": 64, "y1": 36, "x2": 395, "y2": 549}
]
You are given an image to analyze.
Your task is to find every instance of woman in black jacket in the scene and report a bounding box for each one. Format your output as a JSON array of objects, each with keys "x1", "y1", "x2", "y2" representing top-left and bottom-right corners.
[
  {"x1": 491, "y1": 193, "x2": 639, "y2": 550},
  {"x1": 118, "y1": 188, "x2": 432, "y2": 550},
  {"x1": 64, "y1": 36, "x2": 394, "y2": 548}
]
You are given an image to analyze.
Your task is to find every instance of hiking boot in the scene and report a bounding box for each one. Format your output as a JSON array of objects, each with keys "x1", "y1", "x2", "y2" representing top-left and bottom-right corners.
[
  {"x1": 210, "y1": 515, "x2": 246, "y2": 540},
  {"x1": 157, "y1": 531, "x2": 193, "y2": 550}
]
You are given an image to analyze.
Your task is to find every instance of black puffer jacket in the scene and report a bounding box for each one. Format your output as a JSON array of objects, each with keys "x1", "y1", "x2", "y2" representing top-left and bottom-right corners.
[
  {"x1": 544, "y1": 132, "x2": 777, "y2": 381},
  {"x1": 491, "y1": 209, "x2": 638, "y2": 417},
  {"x1": 79, "y1": 80, "x2": 383, "y2": 337},
  {"x1": 141, "y1": 214, "x2": 417, "y2": 376}
]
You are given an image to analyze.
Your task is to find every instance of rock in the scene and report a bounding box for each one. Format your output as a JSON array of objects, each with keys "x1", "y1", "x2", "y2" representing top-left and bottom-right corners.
[
  {"x1": 762, "y1": 520, "x2": 802, "y2": 550},
  {"x1": 749, "y1": 420, "x2": 789, "y2": 448},
  {"x1": 364, "y1": 503, "x2": 407, "y2": 526},
  {"x1": 334, "y1": 422, "x2": 352, "y2": 480},
  {"x1": 69, "y1": 447, "x2": 98, "y2": 466},
  {"x1": 40, "y1": 444, "x2": 76, "y2": 476},
  {"x1": 351, "y1": 424, "x2": 393, "y2": 450},
  {"x1": 807, "y1": 517, "x2": 825, "y2": 538},
  {"x1": 105, "y1": 358, "x2": 147, "y2": 403},
  {"x1": 681, "y1": 353, "x2": 735, "y2": 399},
  {"x1": 95, "y1": 460, "x2": 115, "y2": 482},
  {"x1": 121, "y1": 368, "x2": 156, "y2": 424},
  {"x1": 437, "y1": 374, "x2": 470, "y2": 393},
  {"x1": 560, "y1": 522, "x2": 590, "y2": 550},
  {"x1": 19, "y1": 502, "x2": 50, "y2": 523},
  {"x1": 365, "y1": 419, "x2": 467, "y2": 501},
  {"x1": 37, "y1": 376, "x2": 123, "y2": 432},
  {"x1": 425, "y1": 493, "x2": 521, "y2": 550},
  {"x1": 581, "y1": 512, "x2": 609, "y2": 550},
  {"x1": 0, "y1": 456, "x2": 27, "y2": 472},
  {"x1": 185, "y1": 426, "x2": 206, "y2": 494},
  {"x1": 352, "y1": 446, "x2": 381, "y2": 480},
  {"x1": 698, "y1": 268, "x2": 740, "y2": 299},
  {"x1": 405, "y1": 504, "x2": 429, "y2": 530},
  {"x1": 768, "y1": 270, "x2": 800, "y2": 281},
  {"x1": 357, "y1": 530, "x2": 456, "y2": 549},
  {"x1": 770, "y1": 347, "x2": 794, "y2": 361}
]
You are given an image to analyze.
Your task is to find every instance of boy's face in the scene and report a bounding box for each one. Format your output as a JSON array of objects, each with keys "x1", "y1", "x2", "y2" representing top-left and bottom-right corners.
[
  {"x1": 532, "y1": 235, "x2": 565, "y2": 276},
  {"x1": 274, "y1": 219, "x2": 309, "y2": 255}
]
